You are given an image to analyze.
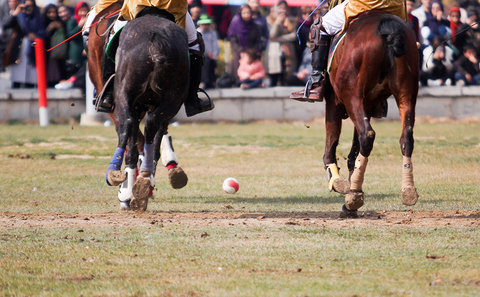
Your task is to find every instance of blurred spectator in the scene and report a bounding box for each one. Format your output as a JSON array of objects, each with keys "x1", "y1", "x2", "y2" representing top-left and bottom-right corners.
[
  {"x1": 295, "y1": 6, "x2": 314, "y2": 73},
  {"x1": 42, "y1": 3, "x2": 66, "y2": 87},
  {"x1": 247, "y1": 0, "x2": 268, "y2": 51},
  {"x1": 269, "y1": 0, "x2": 297, "y2": 79},
  {"x1": 10, "y1": 0, "x2": 46, "y2": 88},
  {"x1": 421, "y1": 0, "x2": 451, "y2": 46},
  {"x1": 285, "y1": 45, "x2": 312, "y2": 86},
  {"x1": 189, "y1": 0, "x2": 202, "y2": 27},
  {"x1": 238, "y1": 48, "x2": 265, "y2": 89},
  {"x1": 57, "y1": 3, "x2": 70, "y2": 23},
  {"x1": 265, "y1": 5, "x2": 283, "y2": 86},
  {"x1": 1, "y1": 0, "x2": 21, "y2": 71},
  {"x1": 411, "y1": 0, "x2": 433, "y2": 46},
  {"x1": 411, "y1": 0, "x2": 432, "y2": 28},
  {"x1": 0, "y1": 0, "x2": 11, "y2": 69},
  {"x1": 55, "y1": 0, "x2": 73, "y2": 15},
  {"x1": 197, "y1": 14, "x2": 218, "y2": 90},
  {"x1": 449, "y1": 6, "x2": 463, "y2": 51},
  {"x1": 227, "y1": 4, "x2": 263, "y2": 84},
  {"x1": 55, "y1": 1, "x2": 88, "y2": 90},
  {"x1": 406, "y1": 0, "x2": 420, "y2": 42},
  {"x1": 420, "y1": 35, "x2": 456, "y2": 86},
  {"x1": 218, "y1": 5, "x2": 234, "y2": 39},
  {"x1": 454, "y1": 46, "x2": 480, "y2": 85},
  {"x1": 455, "y1": 7, "x2": 479, "y2": 55}
]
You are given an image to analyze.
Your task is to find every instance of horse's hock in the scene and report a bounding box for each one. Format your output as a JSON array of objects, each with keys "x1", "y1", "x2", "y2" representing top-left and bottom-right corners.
[{"x1": 1, "y1": 86, "x2": 480, "y2": 122}]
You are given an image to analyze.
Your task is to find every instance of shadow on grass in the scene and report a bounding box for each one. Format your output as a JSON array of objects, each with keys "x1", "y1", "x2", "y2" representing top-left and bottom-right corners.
[{"x1": 200, "y1": 192, "x2": 397, "y2": 205}]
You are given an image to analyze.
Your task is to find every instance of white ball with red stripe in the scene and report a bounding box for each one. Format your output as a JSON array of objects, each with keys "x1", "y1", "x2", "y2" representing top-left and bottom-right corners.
[{"x1": 223, "y1": 177, "x2": 239, "y2": 194}]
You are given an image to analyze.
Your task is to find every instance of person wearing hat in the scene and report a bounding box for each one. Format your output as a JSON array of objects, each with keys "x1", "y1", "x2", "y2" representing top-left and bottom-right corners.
[
  {"x1": 197, "y1": 14, "x2": 219, "y2": 89},
  {"x1": 189, "y1": 0, "x2": 202, "y2": 27}
]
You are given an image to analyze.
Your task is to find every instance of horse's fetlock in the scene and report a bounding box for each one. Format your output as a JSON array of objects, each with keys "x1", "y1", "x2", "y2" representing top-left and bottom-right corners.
[{"x1": 367, "y1": 130, "x2": 376, "y2": 139}]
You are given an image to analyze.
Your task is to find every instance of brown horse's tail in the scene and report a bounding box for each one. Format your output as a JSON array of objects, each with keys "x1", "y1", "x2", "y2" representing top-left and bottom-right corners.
[{"x1": 376, "y1": 16, "x2": 407, "y2": 59}]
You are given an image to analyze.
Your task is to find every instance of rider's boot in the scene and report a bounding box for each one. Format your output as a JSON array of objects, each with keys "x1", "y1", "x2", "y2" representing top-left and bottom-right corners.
[
  {"x1": 184, "y1": 34, "x2": 214, "y2": 117},
  {"x1": 96, "y1": 54, "x2": 116, "y2": 113},
  {"x1": 290, "y1": 33, "x2": 333, "y2": 102}
]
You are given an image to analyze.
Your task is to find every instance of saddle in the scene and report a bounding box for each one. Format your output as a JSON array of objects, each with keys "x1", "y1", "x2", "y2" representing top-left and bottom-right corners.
[{"x1": 105, "y1": 7, "x2": 175, "y2": 63}]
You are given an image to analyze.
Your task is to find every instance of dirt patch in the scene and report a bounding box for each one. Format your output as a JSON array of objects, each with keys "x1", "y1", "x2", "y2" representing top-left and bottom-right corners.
[{"x1": 1, "y1": 210, "x2": 479, "y2": 229}]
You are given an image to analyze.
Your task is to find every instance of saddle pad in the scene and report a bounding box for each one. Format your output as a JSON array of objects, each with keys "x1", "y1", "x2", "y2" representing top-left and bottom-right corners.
[
  {"x1": 106, "y1": 25, "x2": 125, "y2": 62},
  {"x1": 327, "y1": 32, "x2": 347, "y2": 74}
]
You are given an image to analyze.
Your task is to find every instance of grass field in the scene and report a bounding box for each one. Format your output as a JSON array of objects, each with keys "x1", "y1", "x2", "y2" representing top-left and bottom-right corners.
[{"x1": 1, "y1": 120, "x2": 479, "y2": 296}]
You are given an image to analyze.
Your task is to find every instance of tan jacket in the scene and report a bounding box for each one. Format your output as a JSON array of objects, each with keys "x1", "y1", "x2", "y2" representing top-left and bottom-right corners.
[
  {"x1": 330, "y1": 0, "x2": 407, "y2": 32},
  {"x1": 95, "y1": 0, "x2": 187, "y2": 28}
]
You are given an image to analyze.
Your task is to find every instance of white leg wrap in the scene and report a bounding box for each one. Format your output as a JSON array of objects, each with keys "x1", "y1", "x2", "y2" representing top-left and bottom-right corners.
[
  {"x1": 118, "y1": 167, "x2": 136, "y2": 202},
  {"x1": 350, "y1": 154, "x2": 368, "y2": 191},
  {"x1": 402, "y1": 156, "x2": 415, "y2": 189},
  {"x1": 160, "y1": 133, "x2": 178, "y2": 167},
  {"x1": 83, "y1": 7, "x2": 97, "y2": 35},
  {"x1": 186, "y1": 12, "x2": 200, "y2": 51}
]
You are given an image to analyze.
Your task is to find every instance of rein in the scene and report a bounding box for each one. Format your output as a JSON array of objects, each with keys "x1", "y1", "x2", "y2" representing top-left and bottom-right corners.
[
  {"x1": 296, "y1": 0, "x2": 327, "y2": 45},
  {"x1": 41, "y1": 9, "x2": 121, "y2": 52}
]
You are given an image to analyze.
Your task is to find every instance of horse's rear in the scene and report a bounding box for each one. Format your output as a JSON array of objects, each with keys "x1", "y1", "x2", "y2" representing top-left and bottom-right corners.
[
  {"x1": 324, "y1": 12, "x2": 419, "y2": 214},
  {"x1": 106, "y1": 14, "x2": 189, "y2": 211}
]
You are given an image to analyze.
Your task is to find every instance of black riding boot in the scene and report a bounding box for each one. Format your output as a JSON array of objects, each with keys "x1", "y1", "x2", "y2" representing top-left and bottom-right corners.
[
  {"x1": 95, "y1": 55, "x2": 116, "y2": 113},
  {"x1": 184, "y1": 52, "x2": 214, "y2": 117},
  {"x1": 290, "y1": 34, "x2": 332, "y2": 101}
]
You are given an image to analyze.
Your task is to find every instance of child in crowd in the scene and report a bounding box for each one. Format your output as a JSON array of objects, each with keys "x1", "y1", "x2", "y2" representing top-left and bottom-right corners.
[
  {"x1": 454, "y1": 46, "x2": 480, "y2": 86},
  {"x1": 237, "y1": 48, "x2": 266, "y2": 89},
  {"x1": 197, "y1": 14, "x2": 219, "y2": 90}
]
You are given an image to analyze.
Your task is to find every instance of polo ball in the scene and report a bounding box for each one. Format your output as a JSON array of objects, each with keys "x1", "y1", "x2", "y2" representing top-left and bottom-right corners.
[{"x1": 223, "y1": 177, "x2": 239, "y2": 194}]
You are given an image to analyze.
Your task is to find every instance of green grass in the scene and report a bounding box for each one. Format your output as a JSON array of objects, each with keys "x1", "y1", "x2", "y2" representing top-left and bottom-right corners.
[{"x1": 0, "y1": 121, "x2": 479, "y2": 296}]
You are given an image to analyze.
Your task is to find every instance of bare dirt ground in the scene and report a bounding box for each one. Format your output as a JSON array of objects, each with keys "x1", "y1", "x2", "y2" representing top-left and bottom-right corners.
[{"x1": 1, "y1": 210, "x2": 479, "y2": 229}]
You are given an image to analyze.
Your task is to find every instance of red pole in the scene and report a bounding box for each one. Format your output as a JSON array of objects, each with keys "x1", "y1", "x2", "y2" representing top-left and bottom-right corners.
[{"x1": 34, "y1": 38, "x2": 49, "y2": 127}]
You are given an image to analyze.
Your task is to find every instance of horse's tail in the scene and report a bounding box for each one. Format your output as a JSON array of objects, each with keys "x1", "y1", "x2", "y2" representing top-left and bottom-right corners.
[{"x1": 376, "y1": 16, "x2": 407, "y2": 58}]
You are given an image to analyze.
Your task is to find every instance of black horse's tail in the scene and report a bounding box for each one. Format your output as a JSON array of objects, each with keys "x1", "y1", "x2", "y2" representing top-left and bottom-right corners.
[
  {"x1": 377, "y1": 16, "x2": 407, "y2": 58},
  {"x1": 376, "y1": 15, "x2": 407, "y2": 81}
]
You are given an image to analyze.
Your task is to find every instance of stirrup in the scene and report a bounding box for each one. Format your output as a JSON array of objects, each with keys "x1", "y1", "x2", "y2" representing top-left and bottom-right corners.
[
  {"x1": 94, "y1": 74, "x2": 115, "y2": 113},
  {"x1": 303, "y1": 79, "x2": 313, "y2": 98}
]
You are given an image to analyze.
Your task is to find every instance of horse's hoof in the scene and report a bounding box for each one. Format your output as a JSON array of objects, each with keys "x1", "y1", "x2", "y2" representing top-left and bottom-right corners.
[
  {"x1": 168, "y1": 166, "x2": 188, "y2": 189},
  {"x1": 402, "y1": 186, "x2": 419, "y2": 206},
  {"x1": 119, "y1": 200, "x2": 130, "y2": 211},
  {"x1": 131, "y1": 176, "x2": 151, "y2": 211},
  {"x1": 107, "y1": 170, "x2": 126, "y2": 186},
  {"x1": 345, "y1": 191, "x2": 364, "y2": 210},
  {"x1": 332, "y1": 178, "x2": 350, "y2": 194},
  {"x1": 340, "y1": 204, "x2": 358, "y2": 218}
]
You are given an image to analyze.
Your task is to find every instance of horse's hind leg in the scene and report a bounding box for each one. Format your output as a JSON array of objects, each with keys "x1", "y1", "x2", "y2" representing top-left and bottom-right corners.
[
  {"x1": 130, "y1": 108, "x2": 165, "y2": 211},
  {"x1": 344, "y1": 100, "x2": 377, "y2": 212},
  {"x1": 396, "y1": 96, "x2": 419, "y2": 206},
  {"x1": 106, "y1": 109, "x2": 136, "y2": 187},
  {"x1": 155, "y1": 126, "x2": 188, "y2": 189},
  {"x1": 323, "y1": 94, "x2": 350, "y2": 194}
]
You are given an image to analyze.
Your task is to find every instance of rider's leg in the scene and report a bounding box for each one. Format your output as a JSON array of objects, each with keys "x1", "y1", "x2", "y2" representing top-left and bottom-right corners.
[
  {"x1": 290, "y1": 1, "x2": 347, "y2": 101},
  {"x1": 184, "y1": 12, "x2": 214, "y2": 117}
]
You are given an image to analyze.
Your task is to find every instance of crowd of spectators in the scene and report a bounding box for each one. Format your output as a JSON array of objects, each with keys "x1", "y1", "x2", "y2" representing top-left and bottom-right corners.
[
  {"x1": 1, "y1": 0, "x2": 480, "y2": 91},
  {"x1": 408, "y1": 0, "x2": 480, "y2": 86},
  {"x1": 0, "y1": 0, "x2": 88, "y2": 89}
]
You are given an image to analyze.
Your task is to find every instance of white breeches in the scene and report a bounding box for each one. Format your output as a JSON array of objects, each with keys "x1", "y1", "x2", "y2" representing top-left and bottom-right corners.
[
  {"x1": 185, "y1": 12, "x2": 200, "y2": 51},
  {"x1": 322, "y1": 0, "x2": 348, "y2": 36}
]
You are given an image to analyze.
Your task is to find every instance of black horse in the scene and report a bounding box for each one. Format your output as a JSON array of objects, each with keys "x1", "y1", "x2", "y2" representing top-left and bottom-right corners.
[{"x1": 105, "y1": 10, "x2": 189, "y2": 211}]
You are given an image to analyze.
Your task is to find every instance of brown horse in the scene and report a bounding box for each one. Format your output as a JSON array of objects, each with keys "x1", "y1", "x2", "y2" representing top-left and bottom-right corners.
[
  {"x1": 323, "y1": 11, "x2": 419, "y2": 215},
  {"x1": 87, "y1": 3, "x2": 188, "y2": 210}
]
